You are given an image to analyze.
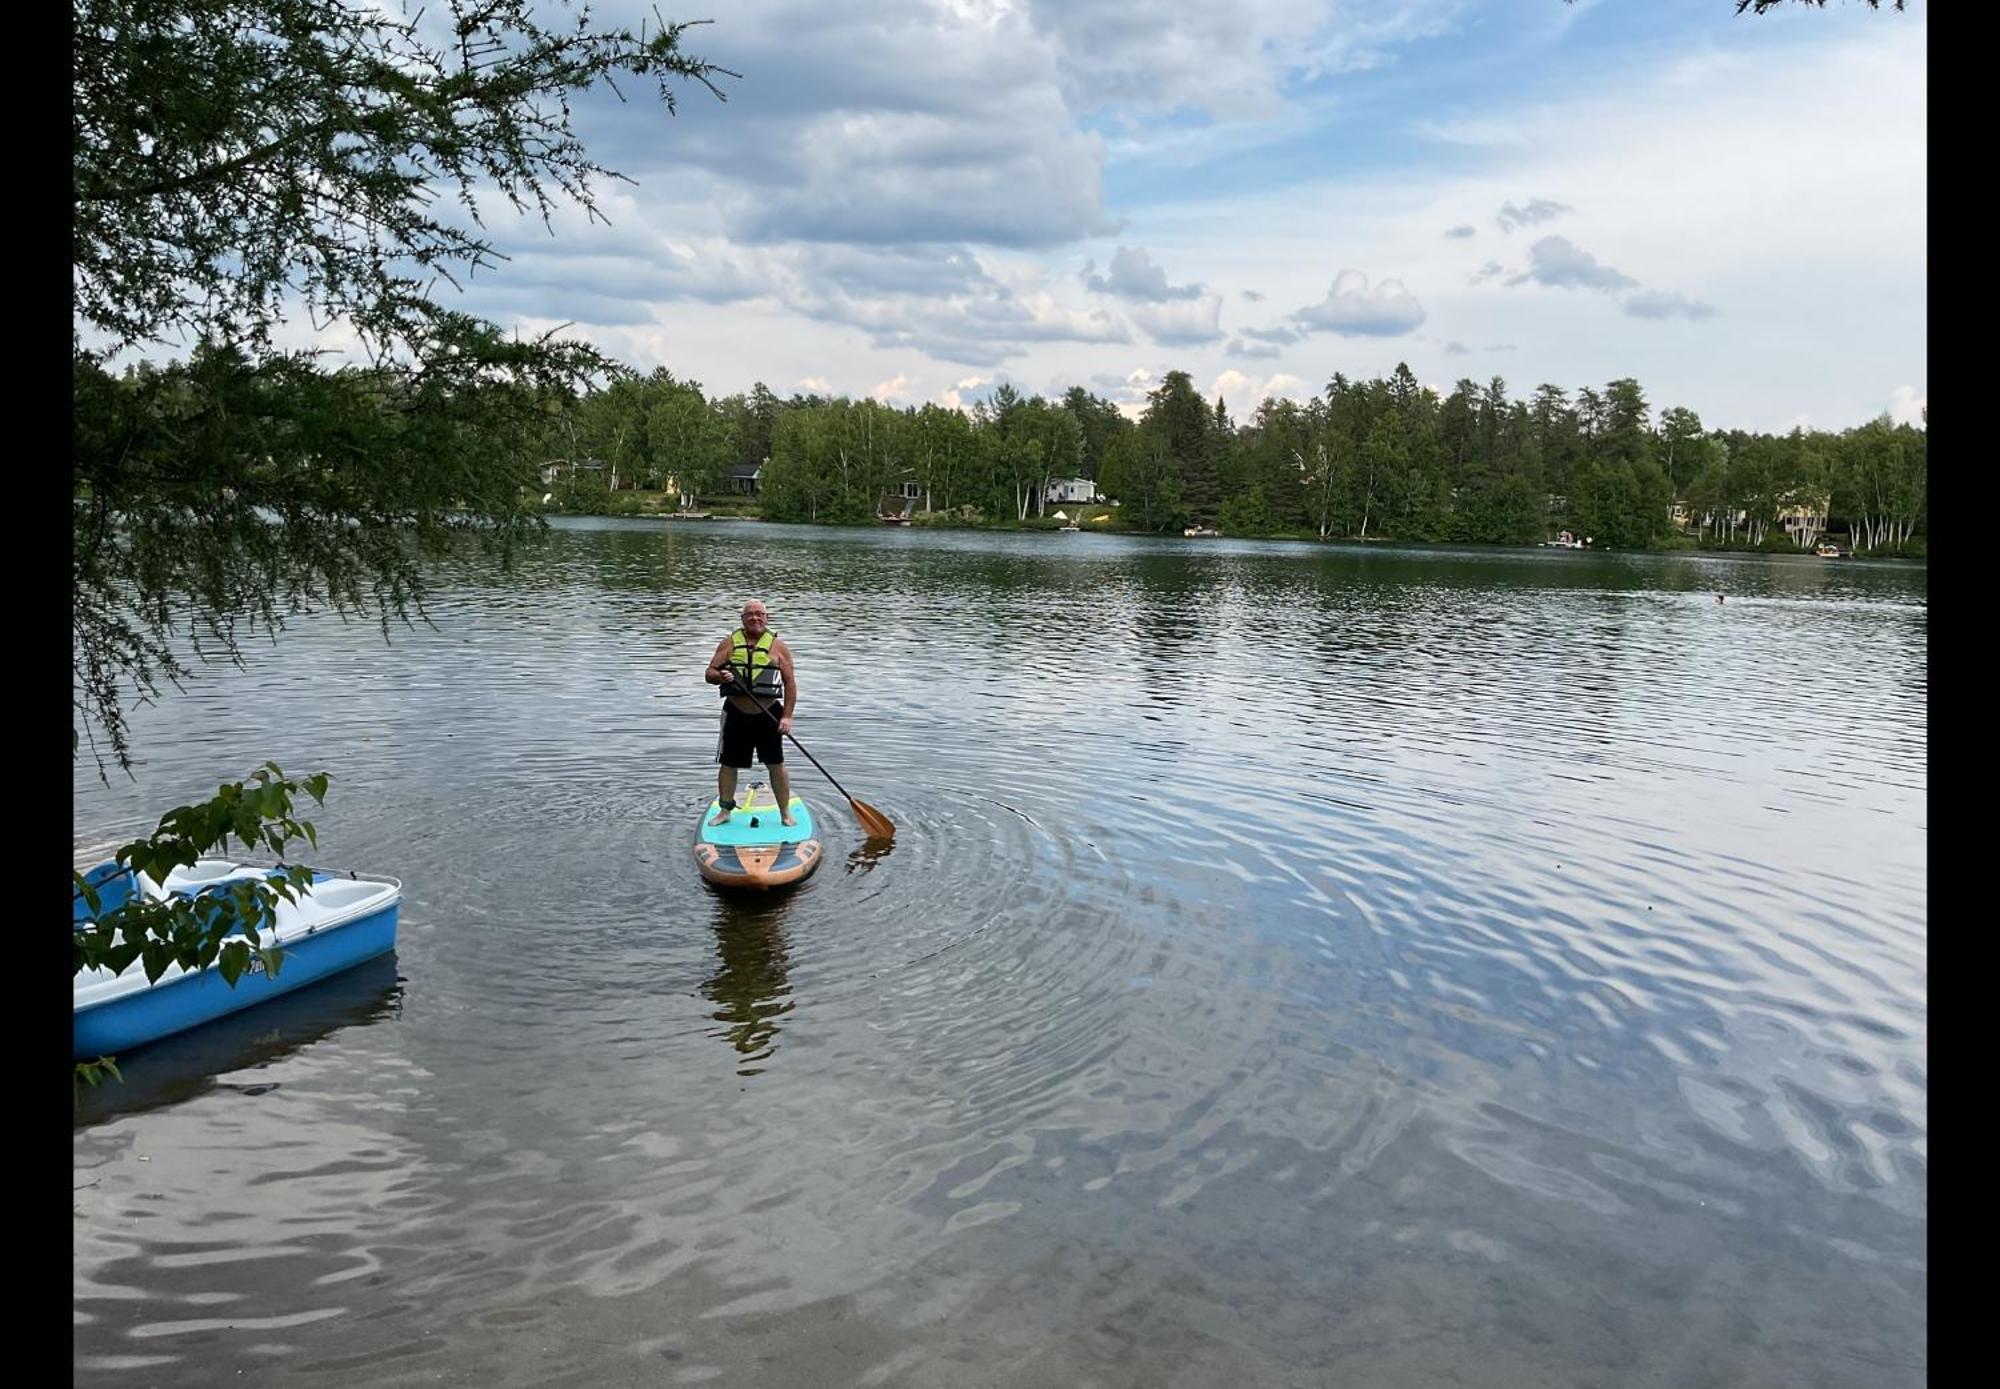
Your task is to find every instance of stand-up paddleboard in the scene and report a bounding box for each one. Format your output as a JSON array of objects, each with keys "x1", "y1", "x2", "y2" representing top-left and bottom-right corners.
[{"x1": 694, "y1": 782, "x2": 823, "y2": 889}]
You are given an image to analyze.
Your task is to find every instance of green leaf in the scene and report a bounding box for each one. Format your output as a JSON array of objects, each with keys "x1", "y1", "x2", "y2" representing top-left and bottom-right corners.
[{"x1": 75, "y1": 1057, "x2": 122, "y2": 1088}]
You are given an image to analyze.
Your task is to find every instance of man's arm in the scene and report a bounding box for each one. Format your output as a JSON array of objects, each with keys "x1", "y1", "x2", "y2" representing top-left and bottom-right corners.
[
  {"x1": 705, "y1": 637, "x2": 735, "y2": 686},
  {"x1": 777, "y1": 641, "x2": 798, "y2": 725}
]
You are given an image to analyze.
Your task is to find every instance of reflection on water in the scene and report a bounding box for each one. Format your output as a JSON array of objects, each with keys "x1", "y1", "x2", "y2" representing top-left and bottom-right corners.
[
  {"x1": 844, "y1": 834, "x2": 897, "y2": 875},
  {"x1": 73, "y1": 521, "x2": 1925, "y2": 1387},
  {"x1": 702, "y1": 899, "x2": 795, "y2": 1074},
  {"x1": 74, "y1": 954, "x2": 405, "y2": 1129}
]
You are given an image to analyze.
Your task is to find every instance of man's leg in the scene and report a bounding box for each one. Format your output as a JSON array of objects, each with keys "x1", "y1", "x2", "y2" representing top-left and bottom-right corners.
[
  {"x1": 712, "y1": 709, "x2": 743, "y2": 825},
  {"x1": 710, "y1": 765, "x2": 739, "y2": 825},
  {"x1": 771, "y1": 762, "x2": 794, "y2": 826}
]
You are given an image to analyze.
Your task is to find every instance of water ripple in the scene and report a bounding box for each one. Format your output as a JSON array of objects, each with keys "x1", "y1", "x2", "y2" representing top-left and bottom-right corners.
[{"x1": 75, "y1": 523, "x2": 1925, "y2": 1386}]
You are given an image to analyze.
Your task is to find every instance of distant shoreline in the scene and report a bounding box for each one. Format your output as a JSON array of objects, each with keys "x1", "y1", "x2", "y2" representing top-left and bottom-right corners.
[{"x1": 539, "y1": 503, "x2": 1926, "y2": 562}]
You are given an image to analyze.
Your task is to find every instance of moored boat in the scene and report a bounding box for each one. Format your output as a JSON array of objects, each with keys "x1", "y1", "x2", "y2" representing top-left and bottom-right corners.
[{"x1": 73, "y1": 859, "x2": 403, "y2": 1060}]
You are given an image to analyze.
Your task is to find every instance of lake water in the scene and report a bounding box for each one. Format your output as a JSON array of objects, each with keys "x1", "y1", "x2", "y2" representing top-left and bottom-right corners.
[{"x1": 75, "y1": 519, "x2": 1927, "y2": 1386}]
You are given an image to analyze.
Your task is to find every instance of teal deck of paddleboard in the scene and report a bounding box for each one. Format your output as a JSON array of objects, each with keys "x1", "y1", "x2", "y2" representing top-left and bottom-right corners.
[{"x1": 699, "y1": 796, "x2": 815, "y2": 846}]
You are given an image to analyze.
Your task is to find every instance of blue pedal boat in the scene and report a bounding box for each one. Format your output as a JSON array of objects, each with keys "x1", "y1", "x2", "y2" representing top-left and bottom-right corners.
[{"x1": 73, "y1": 858, "x2": 403, "y2": 1061}]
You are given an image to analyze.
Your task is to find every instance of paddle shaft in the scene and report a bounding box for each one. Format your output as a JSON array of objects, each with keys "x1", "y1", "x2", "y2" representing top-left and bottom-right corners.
[{"x1": 724, "y1": 677, "x2": 873, "y2": 815}]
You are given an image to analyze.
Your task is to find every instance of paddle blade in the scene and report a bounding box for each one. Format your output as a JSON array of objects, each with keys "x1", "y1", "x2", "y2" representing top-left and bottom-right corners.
[{"x1": 850, "y1": 797, "x2": 896, "y2": 840}]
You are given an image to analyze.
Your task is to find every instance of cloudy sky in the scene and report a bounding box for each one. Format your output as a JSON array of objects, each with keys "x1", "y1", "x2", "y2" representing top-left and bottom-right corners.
[{"x1": 445, "y1": 0, "x2": 1926, "y2": 431}]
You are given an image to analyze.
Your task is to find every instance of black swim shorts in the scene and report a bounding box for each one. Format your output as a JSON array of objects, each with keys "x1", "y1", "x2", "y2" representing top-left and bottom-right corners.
[{"x1": 717, "y1": 703, "x2": 785, "y2": 768}]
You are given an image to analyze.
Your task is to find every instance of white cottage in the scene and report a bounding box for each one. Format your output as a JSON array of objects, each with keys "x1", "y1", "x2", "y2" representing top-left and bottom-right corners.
[{"x1": 1044, "y1": 477, "x2": 1100, "y2": 504}]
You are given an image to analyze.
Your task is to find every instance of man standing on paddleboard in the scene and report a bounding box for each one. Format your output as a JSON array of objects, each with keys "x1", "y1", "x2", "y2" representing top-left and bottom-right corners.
[{"x1": 704, "y1": 599, "x2": 799, "y2": 827}]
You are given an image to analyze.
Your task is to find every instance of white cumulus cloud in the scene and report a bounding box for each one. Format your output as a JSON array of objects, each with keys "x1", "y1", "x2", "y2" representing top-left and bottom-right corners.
[
  {"x1": 1507, "y1": 236, "x2": 1637, "y2": 292},
  {"x1": 1495, "y1": 197, "x2": 1572, "y2": 232},
  {"x1": 1082, "y1": 245, "x2": 1206, "y2": 301},
  {"x1": 1210, "y1": 368, "x2": 1308, "y2": 422},
  {"x1": 1292, "y1": 270, "x2": 1425, "y2": 336},
  {"x1": 1129, "y1": 294, "x2": 1225, "y2": 346}
]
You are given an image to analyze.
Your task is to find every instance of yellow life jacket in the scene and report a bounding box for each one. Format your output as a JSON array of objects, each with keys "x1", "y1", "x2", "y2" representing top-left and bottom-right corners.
[{"x1": 727, "y1": 629, "x2": 782, "y2": 700}]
